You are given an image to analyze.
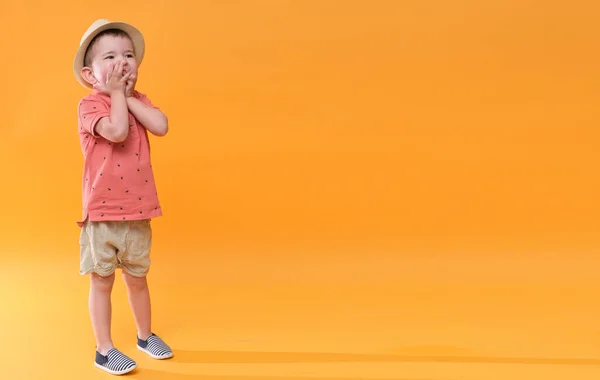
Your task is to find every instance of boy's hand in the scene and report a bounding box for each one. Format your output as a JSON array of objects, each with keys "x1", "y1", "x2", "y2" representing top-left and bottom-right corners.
[
  {"x1": 95, "y1": 61, "x2": 131, "y2": 96},
  {"x1": 125, "y1": 71, "x2": 138, "y2": 98}
]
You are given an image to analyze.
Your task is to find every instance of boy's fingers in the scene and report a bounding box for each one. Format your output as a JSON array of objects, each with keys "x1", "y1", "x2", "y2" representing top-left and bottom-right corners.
[
  {"x1": 111, "y1": 61, "x2": 123, "y2": 79},
  {"x1": 121, "y1": 72, "x2": 132, "y2": 83}
]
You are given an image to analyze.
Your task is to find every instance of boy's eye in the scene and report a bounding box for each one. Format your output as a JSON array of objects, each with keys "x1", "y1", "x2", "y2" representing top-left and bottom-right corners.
[
  {"x1": 126, "y1": 54, "x2": 134, "y2": 58},
  {"x1": 105, "y1": 55, "x2": 114, "y2": 60}
]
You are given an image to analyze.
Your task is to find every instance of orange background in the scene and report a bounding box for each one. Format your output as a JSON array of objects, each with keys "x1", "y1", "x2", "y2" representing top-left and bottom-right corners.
[{"x1": 2, "y1": 1, "x2": 600, "y2": 379}]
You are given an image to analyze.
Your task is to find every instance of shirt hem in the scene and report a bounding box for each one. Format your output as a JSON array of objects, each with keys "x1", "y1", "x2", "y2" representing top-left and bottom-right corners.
[{"x1": 77, "y1": 209, "x2": 162, "y2": 227}]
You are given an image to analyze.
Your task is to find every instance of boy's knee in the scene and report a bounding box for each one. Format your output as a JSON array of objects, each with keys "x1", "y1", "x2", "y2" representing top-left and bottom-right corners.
[
  {"x1": 91, "y1": 272, "x2": 115, "y2": 291},
  {"x1": 123, "y1": 271, "x2": 147, "y2": 291}
]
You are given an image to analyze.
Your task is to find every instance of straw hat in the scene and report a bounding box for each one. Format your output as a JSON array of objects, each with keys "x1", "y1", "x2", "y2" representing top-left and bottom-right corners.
[{"x1": 73, "y1": 19, "x2": 145, "y2": 89}]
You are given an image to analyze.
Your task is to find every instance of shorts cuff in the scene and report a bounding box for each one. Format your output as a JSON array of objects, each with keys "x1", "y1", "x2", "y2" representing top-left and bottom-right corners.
[
  {"x1": 121, "y1": 266, "x2": 149, "y2": 277},
  {"x1": 80, "y1": 265, "x2": 117, "y2": 277}
]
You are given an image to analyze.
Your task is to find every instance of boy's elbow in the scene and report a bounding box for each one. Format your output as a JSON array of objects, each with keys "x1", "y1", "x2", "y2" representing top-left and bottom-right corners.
[
  {"x1": 159, "y1": 124, "x2": 169, "y2": 136},
  {"x1": 97, "y1": 121, "x2": 129, "y2": 142},
  {"x1": 111, "y1": 128, "x2": 129, "y2": 142},
  {"x1": 155, "y1": 118, "x2": 169, "y2": 136}
]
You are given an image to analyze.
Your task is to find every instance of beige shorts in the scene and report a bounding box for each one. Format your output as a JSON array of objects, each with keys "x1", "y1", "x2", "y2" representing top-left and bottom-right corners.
[{"x1": 79, "y1": 219, "x2": 152, "y2": 277}]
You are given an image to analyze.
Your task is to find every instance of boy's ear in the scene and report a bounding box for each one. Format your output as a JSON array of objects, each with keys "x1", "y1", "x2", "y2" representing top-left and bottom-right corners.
[{"x1": 80, "y1": 67, "x2": 98, "y2": 87}]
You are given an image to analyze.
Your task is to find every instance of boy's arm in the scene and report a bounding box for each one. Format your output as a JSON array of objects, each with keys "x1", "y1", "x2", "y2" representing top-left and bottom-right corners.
[
  {"x1": 126, "y1": 96, "x2": 169, "y2": 136},
  {"x1": 95, "y1": 91, "x2": 130, "y2": 142}
]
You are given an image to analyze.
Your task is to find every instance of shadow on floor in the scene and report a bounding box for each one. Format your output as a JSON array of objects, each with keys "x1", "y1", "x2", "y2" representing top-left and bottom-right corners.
[
  {"x1": 127, "y1": 369, "x2": 431, "y2": 380},
  {"x1": 168, "y1": 350, "x2": 600, "y2": 366},
  {"x1": 118, "y1": 351, "x2": 600, "y2": 379}
]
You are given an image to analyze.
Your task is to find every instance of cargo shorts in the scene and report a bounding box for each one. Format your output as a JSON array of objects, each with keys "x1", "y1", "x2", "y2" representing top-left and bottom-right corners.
[{"x1": 79, "y1": 219, "x2": 152, "y2": 277}]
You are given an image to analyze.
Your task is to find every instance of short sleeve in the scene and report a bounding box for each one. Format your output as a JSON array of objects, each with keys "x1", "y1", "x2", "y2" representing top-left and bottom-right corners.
[
  {"x1": 134, "y1": 91, "x2": 160, "y2": 109},
  {"x1": 78, "y1": 96, "x2": 110, "y2": 137}
]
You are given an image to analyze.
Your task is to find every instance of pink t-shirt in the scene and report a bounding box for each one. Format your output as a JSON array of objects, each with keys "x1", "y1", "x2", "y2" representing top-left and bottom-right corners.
[{"x1": 77, "y1": 89, "x2": 163, "y2": 227}]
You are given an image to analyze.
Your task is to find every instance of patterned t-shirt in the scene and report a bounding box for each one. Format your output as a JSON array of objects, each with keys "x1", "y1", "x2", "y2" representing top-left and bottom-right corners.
[{"x1": 77, "y1": 89, "x2": 162, "y2": 227}]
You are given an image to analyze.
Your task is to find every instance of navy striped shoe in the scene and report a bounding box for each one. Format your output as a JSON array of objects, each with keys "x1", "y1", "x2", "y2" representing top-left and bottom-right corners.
[
  {"x1": 137, "y1": 333, "x2": 173, "y2": 359},
  {"x1": 94, "y1": 348, "x2": 137, "y2": 375}
]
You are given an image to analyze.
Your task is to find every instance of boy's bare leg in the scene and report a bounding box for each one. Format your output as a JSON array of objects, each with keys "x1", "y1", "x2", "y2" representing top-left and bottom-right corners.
[
  {"x1": 123, "y1": 272, "x2": 152, "y2": 340},
  {"x1": 89, "y1": 272, "x2": 115, "y2": 355}
]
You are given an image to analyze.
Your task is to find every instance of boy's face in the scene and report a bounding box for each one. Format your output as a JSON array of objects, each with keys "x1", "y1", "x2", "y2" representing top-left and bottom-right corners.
[{"x1": 83, "y1": 34, "x2": 138, "y2": 88}]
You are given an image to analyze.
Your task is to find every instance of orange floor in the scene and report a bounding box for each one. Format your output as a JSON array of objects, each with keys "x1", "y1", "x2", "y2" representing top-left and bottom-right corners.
[{"x1": 3, "y1": 246, "x2": 600, "y2": 380}]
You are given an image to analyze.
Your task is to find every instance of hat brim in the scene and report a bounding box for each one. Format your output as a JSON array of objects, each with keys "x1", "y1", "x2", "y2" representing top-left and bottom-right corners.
[{"x1": 73, "y1": 21, "x2": 145, "y2": 89}]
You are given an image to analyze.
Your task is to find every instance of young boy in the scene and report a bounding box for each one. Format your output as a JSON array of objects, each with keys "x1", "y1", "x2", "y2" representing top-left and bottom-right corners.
[{"x1": 73, "y1": 19, "x2": 172, "y2": 375}]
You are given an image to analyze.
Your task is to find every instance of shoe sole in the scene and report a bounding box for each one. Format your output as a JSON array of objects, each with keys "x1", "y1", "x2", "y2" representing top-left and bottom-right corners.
[
  {"x1": 137, "y1": 344, "x2": 173, "y2": 359},
  {"x1": 94, "y1": 361, "x2": 137, "y2": 375}
]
